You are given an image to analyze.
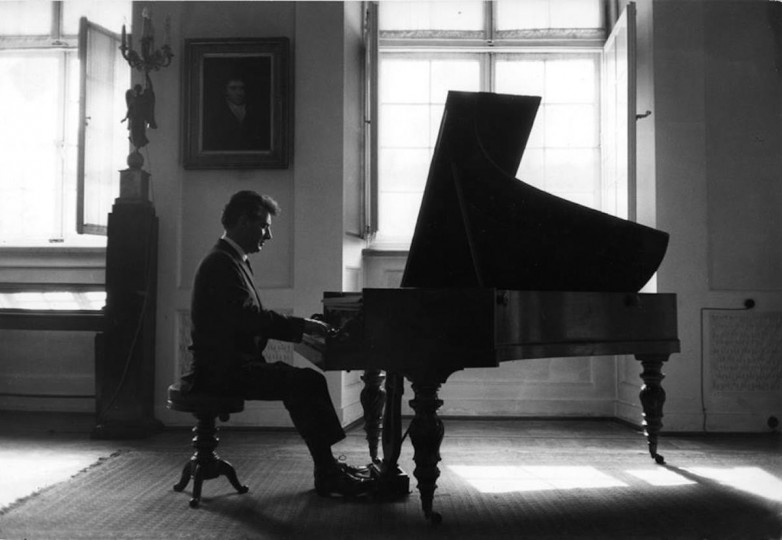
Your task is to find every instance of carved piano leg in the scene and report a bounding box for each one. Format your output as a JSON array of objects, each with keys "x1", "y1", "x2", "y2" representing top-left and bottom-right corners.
[
  {"x1": 360, "y1": 369, "x2": 386, "y2": 464},
  {"x1": 381, "y1": 372, "x2": 403, "y2": 467},
  {"x1": 637, "y1": 355, "x2": 668, "y2": 464},
  {"x1": 409, "y1": 382, "x2": 444, "y2": 525},
  {"x1": 373, "y1": 371, "x2": 410, "y2": 498}
]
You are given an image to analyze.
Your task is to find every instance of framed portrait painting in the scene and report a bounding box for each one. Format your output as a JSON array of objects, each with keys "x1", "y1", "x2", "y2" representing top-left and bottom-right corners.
[{"x1": 183, "y1": 37, "x2": 291, "y2": 169}]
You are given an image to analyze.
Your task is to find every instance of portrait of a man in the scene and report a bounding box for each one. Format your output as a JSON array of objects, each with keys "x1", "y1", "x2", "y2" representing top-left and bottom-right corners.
[
  {"x1": 201, "y1": 56, "x2": 272, "y2": 152},
  {"x1": 184, "y1": 38, "x2": 290, "y2": 169}
]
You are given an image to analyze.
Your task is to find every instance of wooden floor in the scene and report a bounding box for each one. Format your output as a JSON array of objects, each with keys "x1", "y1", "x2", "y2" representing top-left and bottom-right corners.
[{"x1": 1, "y1": 411, "x2": 781, "y2": 539}]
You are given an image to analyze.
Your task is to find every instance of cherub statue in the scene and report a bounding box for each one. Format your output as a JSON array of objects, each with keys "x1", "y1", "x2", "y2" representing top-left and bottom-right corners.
[{"x1": 122, "y1": 73, "x2": 157, "y2": 150}]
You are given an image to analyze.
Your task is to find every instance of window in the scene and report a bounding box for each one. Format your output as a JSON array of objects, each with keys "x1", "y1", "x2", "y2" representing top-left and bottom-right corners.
[
  {"x1": 371, "y1": 0, "x2": 626, "y2": 247},
  {"x1": 0, "y1": 1, "x2": 130, "y2": 247}
]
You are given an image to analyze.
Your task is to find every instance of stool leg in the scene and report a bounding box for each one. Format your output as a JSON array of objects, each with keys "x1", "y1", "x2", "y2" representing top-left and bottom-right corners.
[
  {"x1": 190, "y1": 463, "x2": 204, "y2": 508},
  {"x1": 173, "y1": 461, "x2": 192, "y2": 492},
  {"x1": 217, "y1": 459, "x2": 249, "y2": 494},
  {"x1": 177, "y1": 412, "x2": 249, "y2": 507}
]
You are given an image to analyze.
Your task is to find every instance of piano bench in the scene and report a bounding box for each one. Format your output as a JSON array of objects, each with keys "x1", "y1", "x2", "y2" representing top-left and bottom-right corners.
[{"x1": 166, "y1": 383, "x2": 249, "y2": 508}]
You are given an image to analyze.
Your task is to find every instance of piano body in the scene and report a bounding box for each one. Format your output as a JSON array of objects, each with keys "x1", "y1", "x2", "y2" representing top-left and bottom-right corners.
[{"x1": 295, "y1": 91, "x2": 680, "y2": 523}]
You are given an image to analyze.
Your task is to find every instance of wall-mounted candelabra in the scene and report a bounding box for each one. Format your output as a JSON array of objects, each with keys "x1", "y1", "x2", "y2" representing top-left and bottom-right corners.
[
  {"x1": 120, "y1": 8, "x2": 172, "y2": 167},
  {"x1": 121, "y1": 8, "x2": 173, "y2": 74},
  {"x1": 117, "y1": 8, "x2": 173, "y2": 201}
]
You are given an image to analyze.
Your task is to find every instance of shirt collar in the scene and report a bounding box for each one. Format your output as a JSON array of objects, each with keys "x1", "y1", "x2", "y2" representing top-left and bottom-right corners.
[{"x1": 221, "y1": 234, "x2": 248, "y2": 261}]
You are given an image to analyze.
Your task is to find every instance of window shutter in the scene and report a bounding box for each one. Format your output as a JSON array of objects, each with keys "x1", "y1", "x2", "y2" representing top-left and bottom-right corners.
[
  {"x1": 601, "y1": 2, "x2": 636, "y2": 221},
  {"x1": 77, "y1": 17, "x2": 129, "y2": 235},
  {"x1": 364, "y1": 2, "x2": 379, "y2": 237}
]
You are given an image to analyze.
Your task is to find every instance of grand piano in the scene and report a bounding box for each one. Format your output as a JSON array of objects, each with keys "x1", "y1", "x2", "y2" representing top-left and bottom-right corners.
[{"x1": 295, "y1": 91, "x2": 680, "y2": 523}]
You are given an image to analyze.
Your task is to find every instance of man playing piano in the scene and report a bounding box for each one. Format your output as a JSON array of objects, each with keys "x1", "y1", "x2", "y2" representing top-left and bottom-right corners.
[{"x1": 180, "y1": 190, "x2": 372, "y2": 497}]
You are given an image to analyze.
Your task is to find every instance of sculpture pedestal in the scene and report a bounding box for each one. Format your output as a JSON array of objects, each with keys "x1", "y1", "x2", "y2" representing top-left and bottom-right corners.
[
  {"x1": 119, "y1": 166, "x2": 150, "y2": 201},
  {"x1": 92, "y1": 165, "x2": 162, "y2": 439}
]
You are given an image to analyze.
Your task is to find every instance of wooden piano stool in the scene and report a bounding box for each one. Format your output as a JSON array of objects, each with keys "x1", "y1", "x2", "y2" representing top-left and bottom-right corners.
[{"x1": 166, "y1": 383, "x2": 249, "y2": 508}]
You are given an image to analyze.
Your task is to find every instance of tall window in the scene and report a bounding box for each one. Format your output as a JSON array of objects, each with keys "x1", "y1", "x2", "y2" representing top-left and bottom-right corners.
[
  {"x1": 0, "y1": 1, "x2": 129, "y2": 246},
  {"x1": 373, "y1": 0, "x2": 611, "y2": 247}
]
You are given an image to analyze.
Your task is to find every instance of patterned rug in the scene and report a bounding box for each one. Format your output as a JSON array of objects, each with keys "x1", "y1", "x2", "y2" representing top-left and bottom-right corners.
[{"x1": 2, "y1": 428, "x2": 782, "y2": 540}]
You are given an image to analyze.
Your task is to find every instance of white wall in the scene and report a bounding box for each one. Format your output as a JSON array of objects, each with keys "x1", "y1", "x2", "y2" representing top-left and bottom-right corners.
[
  {"x1": 635, "y1": 0, "x2": 782, "y2": 432},
  {"x1": 138, "y1": 1, "x2": 364, "y2": 427}
]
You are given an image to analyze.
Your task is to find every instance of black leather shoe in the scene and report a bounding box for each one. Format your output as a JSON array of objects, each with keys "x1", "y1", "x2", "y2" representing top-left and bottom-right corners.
[
  {"x1": 336, "y1": 461, "x2": 372, "y2": 479},
  {"x1": 314, "y1": 466, "x2": 373, "y2": 497}
]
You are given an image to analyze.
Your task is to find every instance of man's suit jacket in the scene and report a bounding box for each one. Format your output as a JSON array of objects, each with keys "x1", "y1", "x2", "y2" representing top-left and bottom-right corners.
[{"x1": 183, "y1": 239, "x2": 304, "y2": 394}]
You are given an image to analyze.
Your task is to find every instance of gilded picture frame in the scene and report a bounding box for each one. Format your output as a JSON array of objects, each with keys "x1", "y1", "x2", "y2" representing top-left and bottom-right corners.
[{"x1": 183, "y1": 37, "x2": 291, "y2": 169}]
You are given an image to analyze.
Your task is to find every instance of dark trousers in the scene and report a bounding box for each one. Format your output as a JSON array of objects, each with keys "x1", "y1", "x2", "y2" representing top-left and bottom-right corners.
[{"x1": 237, "y1": 361, "x2": 346, "y2": 447}]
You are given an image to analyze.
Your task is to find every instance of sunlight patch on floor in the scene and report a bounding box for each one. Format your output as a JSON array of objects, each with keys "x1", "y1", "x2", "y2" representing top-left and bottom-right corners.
[
  {"x1": 686, "y1": 467, "x2": 782, "y2": 503},
  {"x1": 0, "y1": 453, "x2": 103, "y2": 510},
  {"x1": 448, "y1": 465, "x2": 627, "y2": 493},
  {"x1": 449, "y1": 464, "x2": 782, "y2": 501}
]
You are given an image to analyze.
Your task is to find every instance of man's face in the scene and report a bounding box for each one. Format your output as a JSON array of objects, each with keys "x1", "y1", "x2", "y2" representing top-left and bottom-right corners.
[
  {"x1": 225, "y1": 79, "x2": 246, "y2": 106},
  {"x1": 241, "y1": 210, "x2": 272, "y2": 254}
]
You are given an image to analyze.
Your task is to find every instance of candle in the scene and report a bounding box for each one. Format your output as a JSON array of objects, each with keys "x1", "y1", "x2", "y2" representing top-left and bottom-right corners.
[
  {"x1": 121, "y1": 24, "x2": 126, "y2": 48},
  {"x1": 164, "y1": 16, "x2": 171, "y2": 47},
  {"x1": 142, "y1": 8, "x2": 150, "y2": 38}
]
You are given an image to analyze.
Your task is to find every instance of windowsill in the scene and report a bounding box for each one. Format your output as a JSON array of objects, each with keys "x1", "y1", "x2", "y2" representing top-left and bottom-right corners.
[
  {"x1": 362, "y1": 246, "x2": 410, "y2": 257},
  {"x1": 0, "y1": 245, "x2": 106, "y2": 254},
  {"x1": 0, "y1": 245, "x2": 106, "y2": 287},
  {"x1": 0, "y1": 308, "x2": 105, "y2": 331},
  {"x1": 0, "y1": 290, "x2": 106, "y2": 310}
]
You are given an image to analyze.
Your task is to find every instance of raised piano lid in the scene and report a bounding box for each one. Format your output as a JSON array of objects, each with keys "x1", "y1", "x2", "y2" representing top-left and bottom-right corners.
[{"x1": 401, "y1": 91, "x2": 670, "y2": 293}]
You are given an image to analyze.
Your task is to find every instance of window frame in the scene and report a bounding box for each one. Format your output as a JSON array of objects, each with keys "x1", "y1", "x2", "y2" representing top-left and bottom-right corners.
[
  {"x1": 367, "y1": 0, "x2": 610, "y2": 246},
  {"x1": 0, "y1": 1, "x2": 127, "y2": 249},
  {"x1": 77, "y1": 16, "x2": 127, "y2": 236}
]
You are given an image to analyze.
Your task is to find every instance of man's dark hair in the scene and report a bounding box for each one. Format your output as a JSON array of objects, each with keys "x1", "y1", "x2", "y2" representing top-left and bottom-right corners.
[
  {"x1": 224, "y1": 74, "x2": 245, "y2": 88},
  {"x1": 221, "y1": 191, "x2": 279, "y2": 228}
]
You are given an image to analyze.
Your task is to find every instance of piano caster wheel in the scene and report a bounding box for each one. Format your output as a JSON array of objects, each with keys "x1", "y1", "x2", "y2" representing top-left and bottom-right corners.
[
  {"x1": 426, "y1": 511, "x2": 442, "y2": 525},
  {"x1": 189, "y1": 498, "x2": 200, "y2": 508},
  {"x1": 654, "y1": 453, "x2": 665, "y2": 465}
]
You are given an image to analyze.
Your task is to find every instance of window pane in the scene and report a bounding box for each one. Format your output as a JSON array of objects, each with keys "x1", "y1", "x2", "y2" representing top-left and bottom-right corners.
[
  {"x1": 0, "y1": 2, "x2": 51, "y2": 35},
  {"x1": 517, "y1": 147, "x2": 545, "y2": 188},
  {"x1": 378, "y1": 192, "x2": 424, "y2": 241},
  {"x1": 546, "y1": 104, "x2": 598, "y2": 148},
  {"x1": 545, "y1": 148, "x2": 600, "y2": 195},
  {"x1": 380, "y1": 1, "x2": 483, "y2": 32},
  {"x1": 381, "y1": 59, "x2": 431, "y2": 103},
  {"x1": 495, "y1": 59, "x2": 545, "y2": 98},
  {"x1": 550, "y1": 0, "x2": 602, "y2": 29},
  {"x1": 495, "y1": 53, "x2": 601, "y2": 219},
  {"x1": 495, "y1": 0, "x2": 602, "y2": 31},
  {"x1": 561, "y1": 191, "x2": 597, "y2": 209},
  {"x1": 377, "y1": 55, "x2": 480, "y2": 244},
  {"x1": 495, "y1": 0, "x2": 549, "y2": 30},
  {"x1": 546, "y1": 59, "x2": 596, "y2": 103},
  {"x1": 0, "y1": 54, "x2": 61, "y2": 243},
  {"x1": 381, "y1": 103, "x2": 431, "y2": 147},
  {"x1": 380, "y1": 148, "x2": 431, "y2": 193},
  {"x1": 430, "y1": 59, "x2": 481, "y2": 101},
  {"x1": 429, "y1": 104, "x2": 446, "y2": 148},
  {"x1": 63, "y1": 0, "x2": 131, "y2": 36},
  {"x1": 525, "y1": 108, "x2": 545, "y2": 149}
]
